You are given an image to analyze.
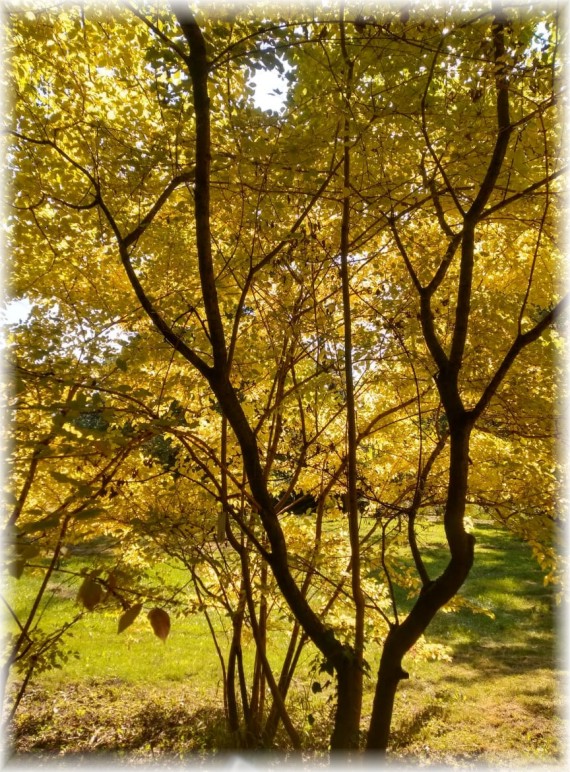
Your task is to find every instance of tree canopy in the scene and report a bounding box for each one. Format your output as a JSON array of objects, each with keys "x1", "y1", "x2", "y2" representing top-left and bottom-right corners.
[{"x1": 3, "y1": 0, "x2": 565, "y2": 754}]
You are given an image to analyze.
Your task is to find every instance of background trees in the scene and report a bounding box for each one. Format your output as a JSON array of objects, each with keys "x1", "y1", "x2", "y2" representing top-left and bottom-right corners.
[{"x1": 4, "y1": 0, "x2": 564, "y2": 754}]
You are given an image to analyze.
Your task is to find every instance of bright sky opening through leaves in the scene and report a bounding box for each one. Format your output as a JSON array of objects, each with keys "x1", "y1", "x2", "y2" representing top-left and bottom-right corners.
[{"x1": 252, "y1": 58, "x2": 291, "y2": 111}]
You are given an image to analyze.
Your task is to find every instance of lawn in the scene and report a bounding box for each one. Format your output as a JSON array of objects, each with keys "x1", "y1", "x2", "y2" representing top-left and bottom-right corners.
[
  {"x1": 387, "y1": 522, "x2": 563, "y2": 766},
  {"x1": 2, "y1": 520, "x2": 564, "y2": 766}
]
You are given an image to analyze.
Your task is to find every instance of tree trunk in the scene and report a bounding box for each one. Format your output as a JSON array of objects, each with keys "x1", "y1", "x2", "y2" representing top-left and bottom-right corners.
[
  {"x1": 330, "y1": 657, "x2": 362, "y2": 751},
  {"x1": 227, "y1": 588, "x2": 248, "y2": 736},
  {"x1": 367, "y1": 421, "x2": 475, "y2": 751},
  {"x1": 263, "y1": 622, "x2": 303, "y2": 743},
  {"x1": 366, "y1": 626, "x2": 409, "y2": 752}
]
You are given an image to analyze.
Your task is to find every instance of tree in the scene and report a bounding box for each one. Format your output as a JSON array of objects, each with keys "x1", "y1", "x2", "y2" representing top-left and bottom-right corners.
[
  {"x1": 6, "y1": 1, "x2": 564, "y2": 754},
  {"x1": 1, "y1": 308, "x2": 187, "y2": 721}
]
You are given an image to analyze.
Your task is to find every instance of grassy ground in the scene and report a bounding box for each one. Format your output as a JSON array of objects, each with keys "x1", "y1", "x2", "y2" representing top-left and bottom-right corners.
[
  {"x1": 2, "y1": 520, "x2": 565, "y2": 766},
  {"x1": 387, "y1": 523, "x2": 564, "y2": 766}
]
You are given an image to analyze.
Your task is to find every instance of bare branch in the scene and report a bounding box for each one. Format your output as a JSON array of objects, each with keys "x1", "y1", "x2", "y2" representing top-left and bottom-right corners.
[
  {"x1": 481, "y1": 169, "x2": 564, "y2": 220},
  {"x1": 420, "y1": 40, "x2": 465, "y2": 217}
]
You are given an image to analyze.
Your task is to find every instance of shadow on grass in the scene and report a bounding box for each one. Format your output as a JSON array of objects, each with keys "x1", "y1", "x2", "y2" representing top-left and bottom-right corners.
[
  {"x1": 419, "y1": 521, "x2": 557, "y2": 667},
  {"x1": 390, "y1": 520, "x2": 560, "y2": 760},
  {"x1": 9, "y1": 682, "x2": 231, "y2": 759},
  {"x1": 389, "y1": 702, "x2": 447, "y2": 750}
]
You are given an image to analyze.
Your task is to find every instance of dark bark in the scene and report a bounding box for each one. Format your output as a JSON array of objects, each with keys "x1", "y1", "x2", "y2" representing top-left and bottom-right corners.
[
  {"x1": 136, "y1": 6, "x2": 562, "y2": 757},
  {"x1": 238, "y1": 539, "x2": 301, "y2": 749},
  {"x1": 366, "y1": 626, "x2": 410, "y2": 752},
  {"x1": 248, "y1": 562, "x2": 268, "y2": 739},
  {"x1": 329, "y1": 14, "x2": 365, "y2": 749},
  {"x1": 367, "y1": 423, "x2": 475, "y2": 750},
  {"x1": 330, "y1": 657, "x2": 363, "y2": 751},
  {"x1": 471, "y1": 296, "x2": 568, "y2": 421},
  {"x1": 167, "y1": 8, "x2": 352, "y2": 679},
  {"x1": 408, "y1": 433, "x2": 448, "y2": 587},
  {"x1": 170, "y1": 12, "x2": 356, "y2": 732},
  {"x1": 173, "y1": 8, "x2": 227, "y2": 371},
  {"x1": 366, "y1": 21, "x2": 517, "y2": 747},
  {"x1": 226, "y1": 587, "x2": 248, "y2": 736},
  {"x1": 263, "y1": 623, "x2": 305, "y2": 743},
  {"x1": 237, "y1": 646, "x2": 251, "y2": 733}
]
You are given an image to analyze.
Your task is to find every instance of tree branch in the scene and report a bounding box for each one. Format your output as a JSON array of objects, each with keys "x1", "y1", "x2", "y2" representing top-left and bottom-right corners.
[
  {"x1": 481, "y1": 168, "x2": 564, "y2": 220},
  {"x1": 466, "y1": 10, "x2": 512, "y2": 219},
  {"x1": 449, "y1": 12, "x2": 512, "y2": 374},
  {"x1": 123, "y1": 169, "x2": 195, "y2": 249},
  {"x1": 123, "y1": 1, "x2": 190, "y2": 64},
  {"x1": 420, "y1": 39, "x2": 465, "y2": 217},
  {"x1": 173, "y1": 4, "x2": 228, "y2": 372},
  {"x1": 471, "y1": 295, "x2": 568, "y2": 422}
]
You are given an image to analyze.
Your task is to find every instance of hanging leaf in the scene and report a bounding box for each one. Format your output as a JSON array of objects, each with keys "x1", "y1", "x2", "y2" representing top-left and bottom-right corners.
[
  {"x1": 147, "y1": 608, "x2": 170, "y2": 641},
  {"x1": 7, "y1": 541, "x2": 40, "y2": 579},
  {"x1": 117, "y1": 603, "x2": 143, "y2": 633},
  {"x1": 77, "y1": 576, "x2": 103, "y2": 611},
  {"x1": 8, "y1": 557, "x2": 27, "y2": 580}
]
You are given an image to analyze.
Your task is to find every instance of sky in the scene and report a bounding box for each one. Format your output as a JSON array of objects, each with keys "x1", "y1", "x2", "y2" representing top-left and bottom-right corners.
[{"x1": 252, "y1": 65, "x2": 290, "y2": 112}]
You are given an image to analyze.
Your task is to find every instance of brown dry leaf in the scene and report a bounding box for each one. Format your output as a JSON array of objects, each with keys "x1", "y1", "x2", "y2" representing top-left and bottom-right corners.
[
  {"x1": 77, "y1": 577, "x2": 103, "y2": 611},
  {"x1": 147, "y1": 608, "x2": 170, "y2": 641},
  {"x1": 117, "y1": 603, "x2": 143, "y2": 634}
]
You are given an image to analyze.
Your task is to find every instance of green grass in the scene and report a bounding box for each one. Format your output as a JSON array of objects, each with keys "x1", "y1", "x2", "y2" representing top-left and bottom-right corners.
[
  {"x1": 4, "y1": 560, "x2": 244, "y2": 695},
  {"x1": 386, "y1": 521, "x2": 561, "y2": 765},
  {"x1": 3, "y1": 519, "x2": 563, "y2": 764}
]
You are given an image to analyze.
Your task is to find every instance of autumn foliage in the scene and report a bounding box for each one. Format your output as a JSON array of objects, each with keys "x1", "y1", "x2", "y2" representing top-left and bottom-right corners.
[{"x1": 3, "y1": 1, "x2": 564, "y2": 754}]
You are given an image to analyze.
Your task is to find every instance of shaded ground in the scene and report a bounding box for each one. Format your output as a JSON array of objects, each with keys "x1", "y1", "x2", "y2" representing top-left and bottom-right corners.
[
  {"x1": 389, "y1": 655, "x2": 564, "y2": 767},
  {"x1": 5, "y1": 680, "x2": 229, "y2": 762},
  {"x1": 3, "y1": 659, "x2": 564, "y2": 768}
]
